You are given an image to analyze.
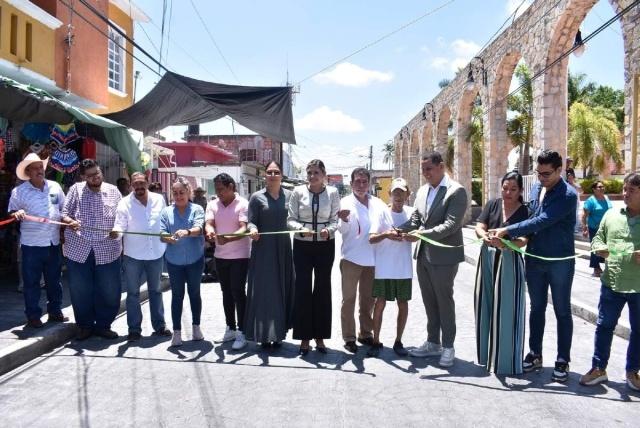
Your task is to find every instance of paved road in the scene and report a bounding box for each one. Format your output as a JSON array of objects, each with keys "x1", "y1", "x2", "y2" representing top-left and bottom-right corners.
[{"x1": 0, "y1": 258, "x2": 637, "y2": 427}]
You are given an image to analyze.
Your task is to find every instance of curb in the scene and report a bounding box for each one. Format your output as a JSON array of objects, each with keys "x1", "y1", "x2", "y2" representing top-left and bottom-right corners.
[
  {"x1": 463, "y1": 255, "x2": 630, "y2": 340},
  {"x1": 0, "y1": 278, "x2": 170, "y2": 376}
]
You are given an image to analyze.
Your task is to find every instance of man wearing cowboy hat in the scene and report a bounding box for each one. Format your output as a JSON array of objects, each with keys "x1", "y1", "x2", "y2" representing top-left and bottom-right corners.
[
  {"x1": 193, "y1": 186, "x2": 208, "y2": 211},
  {"x1": 8, "y1": 153, "x2": 68, "y2": 328}
]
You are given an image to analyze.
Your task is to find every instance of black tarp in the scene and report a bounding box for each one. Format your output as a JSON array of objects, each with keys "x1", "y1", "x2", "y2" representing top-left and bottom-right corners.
[{"x1": 104, "y1": 72, "x2": 296, "y2": 144}]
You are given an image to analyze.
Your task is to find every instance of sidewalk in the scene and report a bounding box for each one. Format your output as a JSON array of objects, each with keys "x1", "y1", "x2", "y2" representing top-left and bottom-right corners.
[{"x1": 462, "y1": 227, "x2": 630, "y2": 340}]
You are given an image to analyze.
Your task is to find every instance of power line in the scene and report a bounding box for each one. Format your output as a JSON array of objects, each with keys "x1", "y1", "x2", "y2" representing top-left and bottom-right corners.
[
  {"x1": 188, "y1": 0, "x2": 240, "y2": 83},
  {"x1": 478, "y1": 0, "x2": 529, "y2": 54},
  {"x1": 296, "y1": 0, "x2": 456, "y2": 85}
]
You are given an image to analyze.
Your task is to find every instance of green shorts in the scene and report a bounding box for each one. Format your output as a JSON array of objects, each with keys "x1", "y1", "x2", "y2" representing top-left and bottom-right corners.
[{"x1": 372, "y1": 279, "x2": 412, "y2": 301}]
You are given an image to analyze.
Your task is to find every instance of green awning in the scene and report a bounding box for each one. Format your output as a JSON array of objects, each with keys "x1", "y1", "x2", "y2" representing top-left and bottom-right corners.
[{"x1": 0, "y1": 75, "x2": 142, "y2": 171}]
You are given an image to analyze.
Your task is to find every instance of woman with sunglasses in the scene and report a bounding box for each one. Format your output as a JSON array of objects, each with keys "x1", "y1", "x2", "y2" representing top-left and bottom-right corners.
[
  {"x1": 581, "y1": 180, "x2": 612, "y2": 277},
  {"x1": 244, "y1": 161, "x2": 295, "y2": 348}
]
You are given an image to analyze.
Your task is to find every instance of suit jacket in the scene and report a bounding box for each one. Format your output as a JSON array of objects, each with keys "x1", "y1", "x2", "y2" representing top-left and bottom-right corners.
[{"x1": 401, "y1": 177, "x2": 467, "y2": 265}]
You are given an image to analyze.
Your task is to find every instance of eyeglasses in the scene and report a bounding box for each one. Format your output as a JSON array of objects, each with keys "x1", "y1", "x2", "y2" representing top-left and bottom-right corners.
[
  {"x1": 535, "y1": 170, "x2": 555, "y2": 178},
  {"x1": 265, "y1": 171, "x2": 281, "y2": 176},
  {"x1": 85, "y1": 170, "x2": 102, "y2": 179},
  {"x1": 595, "y1": 186, "x2": 605, "y2": 189}
]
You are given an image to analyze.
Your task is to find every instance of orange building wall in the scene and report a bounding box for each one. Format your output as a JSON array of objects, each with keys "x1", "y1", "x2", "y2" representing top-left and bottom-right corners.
[{"x1": 104, "y1": 1, "x2": 134, "y2": 113}]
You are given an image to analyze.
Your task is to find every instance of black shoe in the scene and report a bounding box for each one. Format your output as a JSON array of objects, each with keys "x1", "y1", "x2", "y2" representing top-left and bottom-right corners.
[
  {"x1": 357, "y1": 337, "x2": 374, "y2": 346},
  {"x1": 393, "y1": 340, "x2": 408, "y2": 356},
  {"x1": 272, "y1": 341, "x2": 282, "y2": 348},
  {"x1": 523, "y1": 352, "x2": 543, "y2": 373},
  {"x1": 76, "y1": 327, "x2": 92, "y2": 341},
  {"x1": 94, "y1": 329, "x2": 118, "y2": 339},
  {"x1": 299, "y1": 345, "x2": 310, "y2": 356},
  {"x1": 344, "y1": 341, "x2": 358, "y2": 353},
  {"x1": 261, "y1": 342, "x2": 272, "y2": 349},
  {"x1": 316, "y1": 345, "x2": 328, "y2": 354},
  {"x1": 127, "y1": 332, "x2": 142, "y2": 342},
  {"x1": 47, "y1": 313, "x2": 69, "y2": 323},
  {"x1": 552, "y1": 361, "x2": 570, "y2": 383},
  {"x1": 367, "y1": 342, "x2": 383, "y2": 358},
  {"x1": 26, "y1": 318, "x2": 44, "y2": 328},
  {"x1": 152, "y1": 328, "x2": 172, "y2": 337}
]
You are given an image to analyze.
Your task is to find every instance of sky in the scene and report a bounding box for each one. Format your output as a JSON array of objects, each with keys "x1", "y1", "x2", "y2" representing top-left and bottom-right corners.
[{"x1": 129, "y1": 0, "x2": 626, "y2": 177}]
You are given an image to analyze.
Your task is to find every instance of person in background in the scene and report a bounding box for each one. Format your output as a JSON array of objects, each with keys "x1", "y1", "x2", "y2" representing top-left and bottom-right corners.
[
  {"x1": 565, "y1": 158, "x2": 575, "y2": 180},
  {"x1": 579, "y1": 172, "x2": 640, "y2": 392},
  {"x1": 112, "y1": 172, "x2": 170, "y2": 342},
  {"x1": 62, "y1": 159, "x2": 122, "y2": 341},
  {"x1": 117, "y1": 177, "x2": 131, "y2": 197},
  {"x1": 245, "y1": 160, "x2": 294, "y2": 348},
  {"x1": 474, "y1": 172, "x2": 529, "y2": 375},
  {"x1": 193, "y1": 187, "x2": 208, "y2": 211},
  {"x1": 9, "y1": 153, "x2": 67, "y2": 328},
  {"x1": 367, "y1": 178, "x2": 414, "y2": 357},
  {"x1": 567, "y1": 172, "x2": 582, "y2": 234},
  {"x1": 288, "y1": 159, "x2": 340, "y2": 355},
  {"x1": 582, "y1": 180, "x2": 612, "y2": 277},
  {"x1": 160, "y1": 177, "x2": 205, "y2": 347},
  {"x1": 205, "y1": 173, "x2": 251, "y2": 351}
]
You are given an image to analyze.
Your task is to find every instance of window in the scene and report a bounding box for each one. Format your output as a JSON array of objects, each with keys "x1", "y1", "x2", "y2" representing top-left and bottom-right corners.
[
  {"x1": 108, "y1": 26, "x2": 125, "y2": 92},
  {"x1": 10, "y1": 14, "x2": 18, "y2": 55},
  {"x1": 240, "y1": 149, "x2": 257, "y2": 162},
  {"x1": 25, "y1": 22, "x2": 32, "y2": 62}
]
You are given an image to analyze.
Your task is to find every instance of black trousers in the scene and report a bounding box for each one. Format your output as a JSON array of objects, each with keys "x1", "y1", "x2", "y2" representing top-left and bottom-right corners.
[
  {"x1": 292, "y1": 239, "x2": 335, "y2": 340},
  {"x1": 215, "y1": 258, "x2": 249, "y2": 332}
]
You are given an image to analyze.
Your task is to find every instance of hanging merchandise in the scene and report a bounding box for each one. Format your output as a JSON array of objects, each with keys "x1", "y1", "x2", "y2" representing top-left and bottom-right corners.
[
  {"x1": 50, "y1": 146, "x2": 80, "y2": 173},
  {"x1": 21, "y1": 123, "x2": 51, "y2": 143},
  {"x1": 0, "y1": 138, "x2": 5, "y2": 170},
  {"x1": 0, "y1": 117, "x2": 8, "y2": 137},
  {"x1": 50, "y1": 123, "x2": 79, "y2": 147},
  {"x1": 81, "y1": 137, "x2": 97, "y2": 159},
  {"x1": 141, "y1": 152, "x2": 151, "y2": 170}
]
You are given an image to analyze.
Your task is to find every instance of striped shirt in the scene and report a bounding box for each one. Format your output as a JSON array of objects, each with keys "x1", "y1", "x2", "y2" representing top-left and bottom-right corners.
[
  {"x1": 8, "y1": 180, "x2": 65, "y2": 246},
  {"x1": 62, "y1": 181, "x2": 122, "y2": 265}
]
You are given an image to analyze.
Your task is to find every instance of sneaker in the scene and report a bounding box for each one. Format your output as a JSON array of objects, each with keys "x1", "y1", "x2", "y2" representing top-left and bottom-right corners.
[
  {"x1": 626, "y1": 371, "x2": 640, "y2": 391},
  {"x1": 439, "y1": 347, "x2": 455, "y2": 367},
  {"x1": 171, "y1": 330, "x2": 182, "y2": 347},
  {"x1": 152, "y1": 327, "x2": 172, "y2": 337},
  {"x1": 192, "y1": 324, "x2": 204, "y2": 341},
  {"x1": 409, "y1": 341, "x2": 442, "y2": 357},
  {"x1": 367, "y1": 342, "x2": 383, "y2": 358},
  {"x1": 393, "y1": 341, "x2": 409, "y2": 356},
  {"x1": 218, "y1": 326, "x2": 237, "y2": 343},
  {"x1": 523, "y1": 352, "x2": 543, "y2": 372},
  {"x1": 232, "y1": 331, "x2": 247, "y2": 350},
  {"x1": 579, "y1": 367, "x2": 608, "y2": 386},
  {"x1": 551, "y1": 361, "x2": 570, "y2": 383}
]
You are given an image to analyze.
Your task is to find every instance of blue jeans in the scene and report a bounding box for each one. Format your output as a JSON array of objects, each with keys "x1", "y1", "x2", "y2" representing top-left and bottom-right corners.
[
  {"x1": 123, "y1": 256, "x2": 165, "y2": 333},
  {"x1": 588, "y1": 228, "x2": 605, "y2": 270},
  {"x1": 592, "y1": 285, "x2": 640, "y2": 372},
  {"x1": 167, "y1": 257, "x2": 204, "y2": 331},
  {"x1": 21, "y1": 244, "x2": 63, "y2": 320},
  {"x1": 526, "y1": 259, "x2": 575, "y2": 362},
  {"x1": 66, "y1": 251, "x2": 122, "y2": 330}
]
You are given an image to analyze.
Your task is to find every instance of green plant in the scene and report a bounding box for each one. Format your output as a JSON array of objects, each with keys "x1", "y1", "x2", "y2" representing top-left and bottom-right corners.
[
  {"x1": 472, "y1": 180, "x2": 483, "y2": 205},
  {"x1": 579, "y1": 178, "x2": 622, "y2": 194}
]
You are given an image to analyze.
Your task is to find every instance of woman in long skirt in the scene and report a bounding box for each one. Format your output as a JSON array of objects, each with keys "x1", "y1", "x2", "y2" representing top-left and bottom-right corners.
[
  {"x1": 244, "y1": 160, "x2": 295, "y2": 347},
  {"x1": 474, "y1": 171, "x2": 529, "y2": 375}
]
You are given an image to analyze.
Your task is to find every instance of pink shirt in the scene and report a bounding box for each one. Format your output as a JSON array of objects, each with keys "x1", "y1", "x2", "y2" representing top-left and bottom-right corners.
[{"x1": 205, "y1": 194, "x2": 251, "y2": 259}]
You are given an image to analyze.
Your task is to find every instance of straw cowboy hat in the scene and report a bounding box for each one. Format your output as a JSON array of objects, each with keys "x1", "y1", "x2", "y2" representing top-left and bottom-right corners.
[{"x1": 16, "y1": 153, "x2": 48, "y2": 181}]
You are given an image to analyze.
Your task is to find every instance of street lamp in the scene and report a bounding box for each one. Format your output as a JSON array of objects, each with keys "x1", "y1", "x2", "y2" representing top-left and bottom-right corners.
[{"x1": 573, "y1": 29, "x2": 586, "y2": 57}]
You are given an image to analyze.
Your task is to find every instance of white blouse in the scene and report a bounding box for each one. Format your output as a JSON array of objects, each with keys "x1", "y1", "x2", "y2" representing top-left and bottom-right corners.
[{"x1": 287, "y1": 185, "x2": 340, "y2": 241}]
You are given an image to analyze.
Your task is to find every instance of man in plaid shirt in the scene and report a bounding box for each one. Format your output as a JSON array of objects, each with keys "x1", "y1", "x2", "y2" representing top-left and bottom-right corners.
[{"x1": 62, "y1": 159, "x2": 122, "y2": 340}]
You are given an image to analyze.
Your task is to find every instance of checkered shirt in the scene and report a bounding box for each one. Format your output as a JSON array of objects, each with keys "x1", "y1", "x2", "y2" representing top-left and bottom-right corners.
[{"x1": 62, "y1": 181, "x2": 122, "y2": 264}]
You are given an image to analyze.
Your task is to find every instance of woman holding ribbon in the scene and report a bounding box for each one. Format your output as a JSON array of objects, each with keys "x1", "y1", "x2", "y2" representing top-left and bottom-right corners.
[
  {"x1": 160, "y1": 177, "x2": 205, "y2": 347},
  {"x1": 474, "y1": 171, "x2": 529, "y2": 375},
  {"x1": 287, "y1": 159, "x2": 340, "y2": 355},
  {"x1": 244, "y1": 160, "x2": 295, "y2": 348}
]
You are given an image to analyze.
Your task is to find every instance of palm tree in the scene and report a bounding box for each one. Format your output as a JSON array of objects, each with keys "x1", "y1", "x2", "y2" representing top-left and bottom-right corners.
[
  {"x1": 382, "y1": 140, "x2": 395, "y2": 170},
  {"x1": 568, "y1": 71, "x2": 596, "y2": 109},
  {"x1": 568, "y1": 102, "x2": 621, "y2": 176},
  {"x1": 468, "y1": 104, "x2": 484, "y2": 178},
  {"x1": 506, "y1": 63, "x2": 533, "y2": 175}
]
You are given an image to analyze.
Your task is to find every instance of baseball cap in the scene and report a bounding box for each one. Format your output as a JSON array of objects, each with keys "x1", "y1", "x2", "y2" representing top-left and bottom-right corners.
[{"x1": 390, "y1": 177, "x2": 409, "y2": 192}]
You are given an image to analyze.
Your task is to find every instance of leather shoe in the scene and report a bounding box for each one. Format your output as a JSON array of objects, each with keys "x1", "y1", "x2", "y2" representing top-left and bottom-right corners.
[
  {"x1": 76, "y1": 328, "x2": 92, "y2": 341},
  {"x1": 127, "y1": 332, "x2": 142, "y2": 342},
  {"x1": 47, "y1": 313, "x2": 68, "y2": 323},
  {"x1": 344, "y1": 341, "x2": 358, "y2": 353},
  {"x1": 94, "y1": 329, "x2": 118, "y2": 339},
  {"x1": 299, "y1": 345, "x2": 310, "y2": 356},
  {"x1": 26, "y1": 318, "x2": 44, "y2": 328},
  {"x1": 152, "y1": 328, "x2": 172, "y2": 337},
  {"x1": 316, "y1": 345, "x2": 328, "y2": 354},
  {"x1": 357, "y1": 337, "x2": 374, "y2": 346}
]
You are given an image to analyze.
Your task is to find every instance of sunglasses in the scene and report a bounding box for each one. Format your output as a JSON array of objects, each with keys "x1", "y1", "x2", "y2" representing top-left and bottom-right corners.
[{"x1": 265, "y1": 171, "x2": 281, "y2": 176}]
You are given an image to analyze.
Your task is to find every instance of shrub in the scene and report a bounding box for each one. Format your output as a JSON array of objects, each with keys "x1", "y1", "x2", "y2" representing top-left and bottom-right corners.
[
  {"x1": 579, "y1": 178, "x2": 622, "y2": 194},
  {"x1": 472, "y1": 180, "x2": 483, "y2": 205}
]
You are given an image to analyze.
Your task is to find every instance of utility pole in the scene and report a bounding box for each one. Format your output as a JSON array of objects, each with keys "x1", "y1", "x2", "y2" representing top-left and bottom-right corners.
[{"x1": 368, "y1": 145, "x2": 373, "y2": 171}]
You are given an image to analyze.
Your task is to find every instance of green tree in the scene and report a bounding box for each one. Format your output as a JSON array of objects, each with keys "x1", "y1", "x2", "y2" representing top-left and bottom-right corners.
[
  {"x1": 382, "y1": 140, "x2": 394, "y2": 170},
  {"x1": 438, "y1": 78, "x2": 451, "y2": 89},
  {"x1": 568, "y1": 102, "x2": 622, "y2": 176},
  {"x1": 468, "y1": 104, "x2": 484, "y2": 178},
  {"x1": 507, "y1": 63, "x2": 533, "y2": 174},
  {"x1": 568, "y1": 71, "x2": 624, "y2": 132}
]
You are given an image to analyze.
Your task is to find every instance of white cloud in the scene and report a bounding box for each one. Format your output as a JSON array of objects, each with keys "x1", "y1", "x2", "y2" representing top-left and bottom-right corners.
[
  {"x1": 506, "y1": 0, "x2": 533, "y2": 18},
  {"x1": 313, "y1": 62, "x2": 394, "y2": 87},
  {"x1": 426, "y1": 38, "x2": 481, "y2": 72},
  {"x1": 296, "y1": 106, "x2": 364, "y2": 133}
]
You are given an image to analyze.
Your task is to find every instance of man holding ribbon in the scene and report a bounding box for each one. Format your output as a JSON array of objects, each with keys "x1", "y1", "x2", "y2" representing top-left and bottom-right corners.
[
  {"x1": 9, "y1": 153, "x2": 67, "y2": 328},
  {"x1": 490, "y1": 150, "x2": 578, "y2": 383},
  {"x1": 402, "y1": 151, "x2": 467, "y2": 368},
  {"x1": 112, "y1": 172, "x2": 170, "y2": 342},
  {"x1": 62, "y1": 159, "x2": 122, "y2": 341}
]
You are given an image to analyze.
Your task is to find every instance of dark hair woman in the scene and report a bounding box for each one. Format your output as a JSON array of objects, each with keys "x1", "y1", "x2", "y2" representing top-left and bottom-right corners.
[
  {"x1": 581, "y1": 180, "x2": 612, "y2": 277},
  {"x1": 474, "y1": 171, "x2": 530, "y2": 375}
]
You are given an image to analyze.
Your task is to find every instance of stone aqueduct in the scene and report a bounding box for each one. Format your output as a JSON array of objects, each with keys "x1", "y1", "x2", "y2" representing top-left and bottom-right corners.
[{"x1": 393, "y1": 0, "x2": 640, "y2": 204}]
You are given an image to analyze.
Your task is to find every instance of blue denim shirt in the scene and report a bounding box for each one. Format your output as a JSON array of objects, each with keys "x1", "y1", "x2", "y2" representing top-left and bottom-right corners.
[
  {"x1": 160, "y1": 203, "x2": 205, "y2": 266},
  {"x1": 506, "y1": 178, "x2": 578, "y2": 260}
]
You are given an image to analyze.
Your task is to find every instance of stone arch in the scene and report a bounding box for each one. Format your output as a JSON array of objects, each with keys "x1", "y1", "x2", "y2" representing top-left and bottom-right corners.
[
  {"x1": 455, "y1": 87, "x2": 481, "y2": 195},
  {"x1": 401, "y1": 137, "x2": 410, "y2": 179},
  {"x1": 436, "y1": 106, "x2": 452, "y2": 157},
  {"x1": 420, "y1": 121, "x2": 434, "y2": 188},
  {"x1": 408, "y1": 128, "x2": 421, "y2": 195},
  {"x1": 394, "y1": 137, "x2": 402, "y2": 177},
  {"x1": 487, "y1": 51, "x2": 523, "y2": 199}
]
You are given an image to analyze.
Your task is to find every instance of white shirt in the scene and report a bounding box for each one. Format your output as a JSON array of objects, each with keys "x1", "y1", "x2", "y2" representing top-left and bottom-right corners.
[
  {"x1": 426, "y1": 174, "x2": 450, "y2": 212},
  {"x1": 113, "y1": 191, "x2": 167, "y2": 260},
  {"x1": 338, "y1": 194, "x2": 386, "y2": 266},
  {"x1": 371, "y1": 206, "x2": 414, "y2": 279},
  {"x1": 8, "y1": 180, "x2": 65, "y2": 246}
]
